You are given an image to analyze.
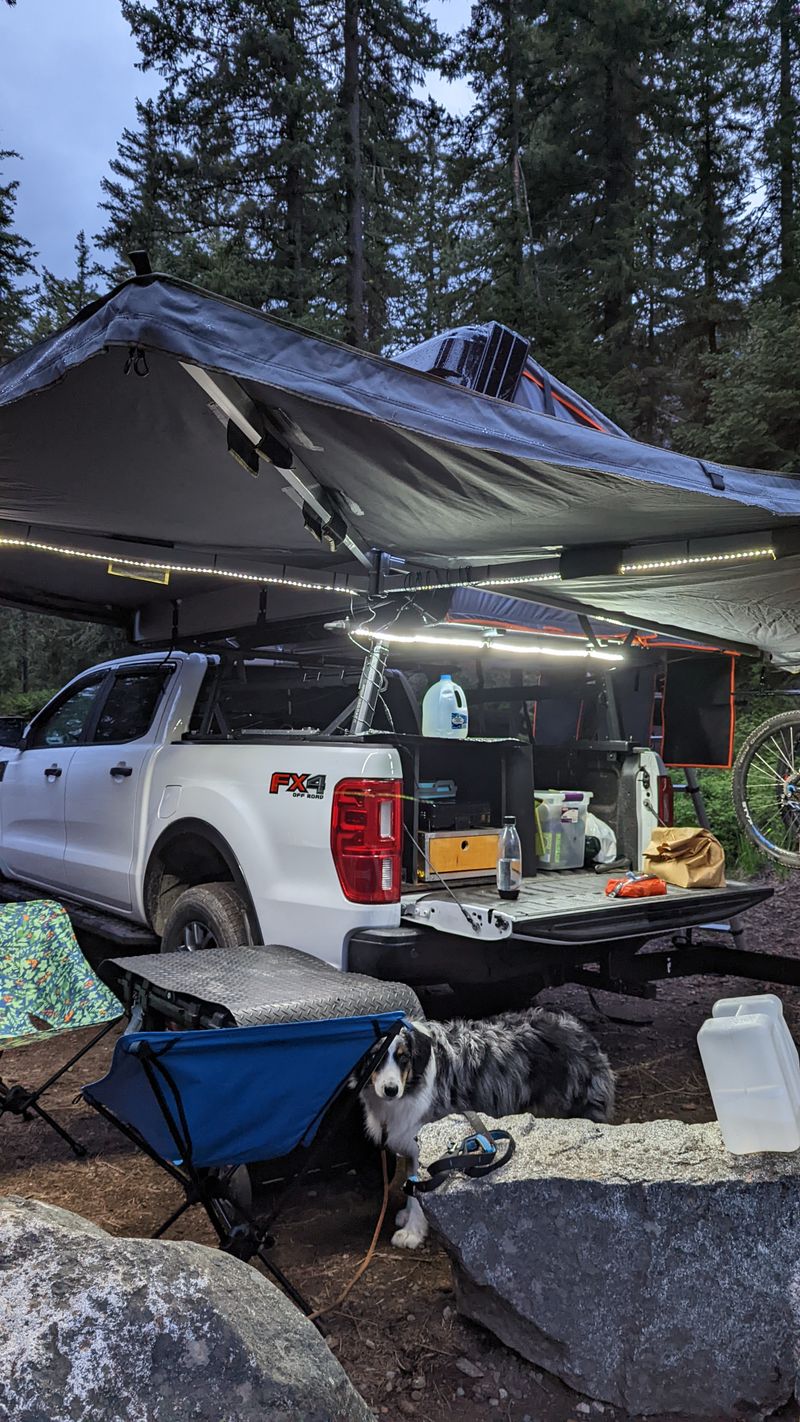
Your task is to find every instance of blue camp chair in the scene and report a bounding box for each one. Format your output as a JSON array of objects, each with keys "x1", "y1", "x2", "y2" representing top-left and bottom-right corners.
[{"x1": 84, "y1": 1011, "x2": 406, "y2": 1315}]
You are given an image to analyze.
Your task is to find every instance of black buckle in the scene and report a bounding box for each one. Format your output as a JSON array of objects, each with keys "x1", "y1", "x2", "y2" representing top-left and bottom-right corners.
[{"x1": 405, "y1": 1128, "x2": 514, "y2": 1195}]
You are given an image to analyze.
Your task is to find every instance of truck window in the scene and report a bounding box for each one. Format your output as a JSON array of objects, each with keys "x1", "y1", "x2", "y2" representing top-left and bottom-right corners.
[
  {"x1": 93, "y1": 668, "x2": 170, "y2": 744},
  {"x1": 28, "y1": 676, "x2": 106, "y2": 749}
]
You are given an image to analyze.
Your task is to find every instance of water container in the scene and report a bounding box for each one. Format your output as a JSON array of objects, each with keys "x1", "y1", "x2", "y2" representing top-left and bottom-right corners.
[
  {"x1": 421, "y1": 674, "x2": 469, "y2": 739},
  {"x1": 496, "y1": 815, "x2": 522, "y2": 899},
  {"x1": 535, "y1": 791, "x2": 592, "y2": 871},
  {"x1": 697, "y1": 994, "x2": 800, "y2": 1154}
]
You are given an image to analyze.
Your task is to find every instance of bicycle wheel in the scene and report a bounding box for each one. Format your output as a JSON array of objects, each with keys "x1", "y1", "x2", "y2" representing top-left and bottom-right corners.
[{"x1": 732, "y1": 709, "x2": 800, "y2": 866}]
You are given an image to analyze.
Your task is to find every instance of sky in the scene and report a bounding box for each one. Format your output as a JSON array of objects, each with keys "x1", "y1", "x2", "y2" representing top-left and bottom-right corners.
[{"x1": 1, "y1": 0, "x2": 474, "y2": 276}]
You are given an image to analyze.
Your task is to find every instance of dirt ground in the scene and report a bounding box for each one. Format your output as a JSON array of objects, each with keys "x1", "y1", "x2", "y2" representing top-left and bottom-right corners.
[{"x1": 4, "y1": 877, "x2": 800, "y2": 1422}]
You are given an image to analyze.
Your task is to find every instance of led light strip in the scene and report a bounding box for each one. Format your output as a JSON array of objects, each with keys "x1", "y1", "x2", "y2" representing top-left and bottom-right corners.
[
  {"x1": 0, "y1": 536, "x2": 352, "y2": 596},
  {"x1": 620, "y1": 547, "x2": 774, "y2": 574},
  {"x1": 408, "y1": 570, "x2": 561, "y2": 593},
  {"x1": 353, "y1": 625, "x2": 625, "y2": 663}
]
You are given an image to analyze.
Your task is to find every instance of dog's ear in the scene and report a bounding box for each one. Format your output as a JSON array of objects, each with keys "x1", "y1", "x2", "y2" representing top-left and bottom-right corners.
[{"x1": 408, "y1": 1026, "x2": 433, "y2": 1084}]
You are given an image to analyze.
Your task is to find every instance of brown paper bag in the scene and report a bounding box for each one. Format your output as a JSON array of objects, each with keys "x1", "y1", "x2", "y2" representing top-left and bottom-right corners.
[{"x1": 643, "y1": 827, "x2": 725, "y2": 889}]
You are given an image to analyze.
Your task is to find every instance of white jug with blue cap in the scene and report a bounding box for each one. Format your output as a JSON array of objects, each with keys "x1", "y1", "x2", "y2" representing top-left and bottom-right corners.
[{"x1": 421, "y1": 674, "x2": 469, "y2": 739}]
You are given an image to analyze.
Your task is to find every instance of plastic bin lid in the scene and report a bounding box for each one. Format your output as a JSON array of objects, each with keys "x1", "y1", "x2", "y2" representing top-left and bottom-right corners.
[{"x1": 535, "y1": 790, "x2": 593, "y2": 804}]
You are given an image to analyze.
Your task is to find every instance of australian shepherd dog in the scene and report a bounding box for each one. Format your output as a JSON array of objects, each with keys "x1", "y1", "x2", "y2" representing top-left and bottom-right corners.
[{"x1": 360, "y1": 1006, "x2": 614, "y2": 1248}]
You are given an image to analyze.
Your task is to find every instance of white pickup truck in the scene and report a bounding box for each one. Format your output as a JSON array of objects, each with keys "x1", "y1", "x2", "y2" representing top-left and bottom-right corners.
[{"x1": 0, "y1": 650, "x2": 770, "y2": 1011}]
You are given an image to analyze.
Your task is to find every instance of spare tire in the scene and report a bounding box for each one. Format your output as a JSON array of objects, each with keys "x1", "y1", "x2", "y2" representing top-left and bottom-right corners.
[{"x1": 160, "y1": 881, "x2": 252, "y2": 954}]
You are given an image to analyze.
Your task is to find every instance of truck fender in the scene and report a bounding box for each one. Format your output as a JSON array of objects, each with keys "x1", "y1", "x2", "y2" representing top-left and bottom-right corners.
[{"x1": 144, "y1": 818, "x2": 260, "y2": 938}]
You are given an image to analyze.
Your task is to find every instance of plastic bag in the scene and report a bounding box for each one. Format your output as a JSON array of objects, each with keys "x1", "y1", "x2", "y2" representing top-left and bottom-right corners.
[{"x1": 584, "y1": 812, "x2": 617, "y2": 865}]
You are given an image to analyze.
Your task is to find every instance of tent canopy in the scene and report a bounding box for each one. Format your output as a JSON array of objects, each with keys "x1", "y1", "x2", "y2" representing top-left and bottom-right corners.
[{"x1": 2, "y1": 273, "x2": 800, "y2": 663}]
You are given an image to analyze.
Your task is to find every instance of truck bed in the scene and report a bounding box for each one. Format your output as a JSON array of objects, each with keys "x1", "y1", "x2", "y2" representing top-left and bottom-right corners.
[{"x1": 406, "y1": 872, "x2": 772, "y2": 945}]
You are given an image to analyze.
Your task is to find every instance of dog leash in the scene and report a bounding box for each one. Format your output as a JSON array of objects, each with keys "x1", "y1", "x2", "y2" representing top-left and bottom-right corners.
[{"x1": 405, "y1": 1110, "x2": 516, "y2": 1197}]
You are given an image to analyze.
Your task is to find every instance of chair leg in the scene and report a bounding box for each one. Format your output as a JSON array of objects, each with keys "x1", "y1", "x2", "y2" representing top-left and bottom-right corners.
[
  {"x1": 152, "y1": 1196, "x2": 194, "y2": 1239},
  {"x1": 255, "y1": 1243, "x2": 315, "y2": 1319},
  {"x1": 29, "y1": 1101, "x2": 87, "y2": 1158}
]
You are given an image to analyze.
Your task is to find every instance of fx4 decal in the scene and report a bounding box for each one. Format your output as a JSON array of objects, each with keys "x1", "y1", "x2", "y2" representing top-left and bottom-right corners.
[{"x1": 269, "y1": 771, "x2": 327, "y2": 799}]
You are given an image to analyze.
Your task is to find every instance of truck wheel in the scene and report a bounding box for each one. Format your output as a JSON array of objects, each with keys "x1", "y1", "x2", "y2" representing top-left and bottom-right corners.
[{"x1": 160, "y1": 882, "x2": 252, "y2": 954}]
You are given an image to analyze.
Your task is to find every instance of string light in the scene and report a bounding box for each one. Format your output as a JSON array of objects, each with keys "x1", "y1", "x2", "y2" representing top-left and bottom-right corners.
[
  {"x1": 0, "y1": 536, "x2": 353, "y2": 596},
  {"x1": 620, "y1": 547, "x2": 775, "y2": 574}
]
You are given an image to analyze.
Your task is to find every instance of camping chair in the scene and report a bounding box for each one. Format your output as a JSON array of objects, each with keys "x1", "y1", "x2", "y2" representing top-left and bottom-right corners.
[
  {"x1": 0, "y1": 900, "x2": 122, "y2": 1156},
  {"x1": 83, "y1": 1011, "x2": 406, "y2": 1316}
]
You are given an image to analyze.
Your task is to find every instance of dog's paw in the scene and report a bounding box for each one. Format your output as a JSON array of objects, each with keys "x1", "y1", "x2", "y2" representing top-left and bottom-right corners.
[
  {"x1": 394, "y1": 1204, "x2": 410, "y2": 1228},
  {"x1": 391, "y1": 1223, "x2": 428, "y2": 1250}
]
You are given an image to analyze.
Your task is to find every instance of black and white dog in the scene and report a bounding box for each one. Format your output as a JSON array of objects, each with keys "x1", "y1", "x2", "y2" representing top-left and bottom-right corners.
[{"x1": 360, "y1": 1006, "x2": 614, "y2": 1249}]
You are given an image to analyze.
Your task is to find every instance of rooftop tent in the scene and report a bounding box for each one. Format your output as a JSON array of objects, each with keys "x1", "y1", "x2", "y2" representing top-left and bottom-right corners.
[{"x1": 1, "y1": 275, "x2": 800, "y2": 661}]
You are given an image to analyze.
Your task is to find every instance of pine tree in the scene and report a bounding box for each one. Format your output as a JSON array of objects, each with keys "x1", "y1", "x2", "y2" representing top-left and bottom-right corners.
[
  {"x1": 318, "y1": 0, "x2": 442, "y2": 348},
  {"x1": 97, "y1": 99, "x2": 182, "y2": 279},
  {"x1": 30, "y1": 230, "x2": 106, "y2": 340},
  {"x1": 0, "y1": 150, "x2": 36, "y2": 362},
  {"x1": 691, "y1": 298, "x2": 800, "y2": 469},
  {"x1": 393, "y1": 99, "x2": 458, "y2": 346},
  {"x1": 115, "y1": 1, "x2": 332, "y2": 318},
  {"x1": 757, "y1": 0, "x2": 800, "y2": 304}
]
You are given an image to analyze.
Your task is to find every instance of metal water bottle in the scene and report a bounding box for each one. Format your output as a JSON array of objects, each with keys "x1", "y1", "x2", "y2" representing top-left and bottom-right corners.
[{"x1": 496, "y1": 815, "x2": 522, "y2": 900}]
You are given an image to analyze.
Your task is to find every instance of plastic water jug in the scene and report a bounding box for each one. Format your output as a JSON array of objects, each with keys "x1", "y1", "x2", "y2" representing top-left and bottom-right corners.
[
  {"x1": 697, "y1": 994, "x2": 800, "y2": 1153},
  {"x1": 421, "y1": 674, "x2": 469, "y2": 739}
]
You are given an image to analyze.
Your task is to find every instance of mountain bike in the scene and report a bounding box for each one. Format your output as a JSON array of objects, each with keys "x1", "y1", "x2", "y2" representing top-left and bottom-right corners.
[{"x1": 733, "y1": 694, "x2": 800, "y2": 867}]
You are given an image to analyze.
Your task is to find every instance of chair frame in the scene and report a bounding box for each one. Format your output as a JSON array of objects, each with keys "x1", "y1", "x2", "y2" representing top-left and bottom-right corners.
[
  {"x1": 0, "y1": 1015, "x2": 120, "y2": 1157},
  {"x1": 86, "y1": 1017, "x2": 404, "y2": 1318}
]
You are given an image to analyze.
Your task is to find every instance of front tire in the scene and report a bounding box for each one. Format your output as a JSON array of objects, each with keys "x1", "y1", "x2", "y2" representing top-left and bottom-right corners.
[{"x1": 160, "y1": 881, "x2": 252, "y2": 954}]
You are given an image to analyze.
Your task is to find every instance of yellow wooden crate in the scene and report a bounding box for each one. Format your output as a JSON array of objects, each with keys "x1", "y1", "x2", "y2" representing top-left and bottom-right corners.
[{"x1": 421, "y1": 828, "x2": 500, "y2": 879}]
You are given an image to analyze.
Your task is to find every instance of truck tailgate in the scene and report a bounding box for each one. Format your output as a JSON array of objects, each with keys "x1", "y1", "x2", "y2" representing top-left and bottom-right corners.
[{"x1": 414, "y1": 873, "x2": 772, "y2": 944}]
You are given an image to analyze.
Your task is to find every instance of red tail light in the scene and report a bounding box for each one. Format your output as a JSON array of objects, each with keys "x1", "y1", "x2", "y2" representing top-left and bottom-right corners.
[
  {"x1": 658, "y1": 774, "x2": 675, "y2": 826},
  {"x1": 331, "y1": 778, "x2": 403, "y2": 904}
]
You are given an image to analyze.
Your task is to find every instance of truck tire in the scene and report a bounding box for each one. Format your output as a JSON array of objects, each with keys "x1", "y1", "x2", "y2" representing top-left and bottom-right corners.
[{"x1": 160, "y1": 882, "x2": 251, "y2": 954}]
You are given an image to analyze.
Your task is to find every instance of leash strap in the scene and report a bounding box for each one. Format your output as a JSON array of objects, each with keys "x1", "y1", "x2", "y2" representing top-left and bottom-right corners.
[{"x1": 404, "y1": 1112, "x2": 516, "y2": 1196}]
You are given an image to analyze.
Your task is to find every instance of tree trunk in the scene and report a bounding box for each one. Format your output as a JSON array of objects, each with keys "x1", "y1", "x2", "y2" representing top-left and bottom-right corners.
[
  {"x1": 284, "y1": 15, "x2": 304, "y2": 321},
  {"x1": 343, "y1": 0, "x2": 365, "y2": 347},
  {"x1": 504, "y1": 0, "x2": 526, "y2": 288},
  {"x1": 777, "y1": 0, "x2": 795, "y2": 295}
]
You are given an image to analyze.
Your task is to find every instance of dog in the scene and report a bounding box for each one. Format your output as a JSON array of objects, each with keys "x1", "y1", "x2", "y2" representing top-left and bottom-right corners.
[{"x1": 360, "y1": 1006, "x2": 614, "y2": 1249}]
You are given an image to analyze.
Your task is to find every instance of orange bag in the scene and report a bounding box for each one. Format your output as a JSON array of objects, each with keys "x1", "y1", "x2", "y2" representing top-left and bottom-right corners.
[{"x1": 605, "y1": 873, "x2": 667, "y2": 899}]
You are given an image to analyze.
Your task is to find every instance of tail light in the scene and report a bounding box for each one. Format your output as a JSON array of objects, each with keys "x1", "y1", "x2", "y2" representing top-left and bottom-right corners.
[
  {"x1": 331, "y1": 778, "x2": 403, "y2": 904},
  {"x1": 657, "y1": 774, "x2": 675, "y2": 826}
]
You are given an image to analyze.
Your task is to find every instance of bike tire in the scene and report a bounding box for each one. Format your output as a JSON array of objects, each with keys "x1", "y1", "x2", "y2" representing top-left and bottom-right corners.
[{"x1": 732, "y1": 709, "x2": 800, "y2": 867}]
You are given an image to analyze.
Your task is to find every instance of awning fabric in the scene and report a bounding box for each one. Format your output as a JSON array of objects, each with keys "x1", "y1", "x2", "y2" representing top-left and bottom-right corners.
[{"x1": 1, "y1": 274, "x2": 800, "y2": 663}]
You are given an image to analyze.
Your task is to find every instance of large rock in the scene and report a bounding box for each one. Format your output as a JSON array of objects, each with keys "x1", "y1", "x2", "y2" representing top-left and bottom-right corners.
[
  {"x1": 0, "y1": 1196, "x2": 371, "y2": 1422},
  {"x1": 418, "y1": 1114, "x2": 800, "y2": 1418}
]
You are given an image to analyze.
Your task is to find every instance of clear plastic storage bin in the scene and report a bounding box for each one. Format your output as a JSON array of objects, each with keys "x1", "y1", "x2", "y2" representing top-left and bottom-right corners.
[
  {"x1": 697, "y1": 994, "x2": 800, "y2": 1154},
  {"x1": 535, "y1": 790, "x2": 593, "y2": 871}
]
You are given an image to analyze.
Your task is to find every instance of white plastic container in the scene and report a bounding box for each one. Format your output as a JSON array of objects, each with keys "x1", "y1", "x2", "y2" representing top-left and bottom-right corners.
[
  {"x1": 535, "y1": 790, "x2": 592, "y2": 871},
  {"x1": 697, "y1": 994, "x2": 800, "y2": 1154},
  {"x1": 421, "y1": 674, "x2": 469, "y2": 739}
]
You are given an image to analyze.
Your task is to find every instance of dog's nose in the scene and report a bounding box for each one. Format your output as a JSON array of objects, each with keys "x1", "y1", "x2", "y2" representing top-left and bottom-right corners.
[{"x1": 383, "y1": 1083, "x2": 399, "y2": 1098}]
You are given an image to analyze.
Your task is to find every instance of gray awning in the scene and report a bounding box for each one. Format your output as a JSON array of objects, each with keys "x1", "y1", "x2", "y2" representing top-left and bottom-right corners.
[{"x1": 1, "y1": 274, "x2": 800, "y2": 663}]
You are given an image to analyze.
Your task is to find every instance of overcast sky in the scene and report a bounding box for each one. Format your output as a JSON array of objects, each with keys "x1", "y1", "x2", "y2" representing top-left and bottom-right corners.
[{"x1": 1, "y1": 0, "x2": 474, "y2": 276}]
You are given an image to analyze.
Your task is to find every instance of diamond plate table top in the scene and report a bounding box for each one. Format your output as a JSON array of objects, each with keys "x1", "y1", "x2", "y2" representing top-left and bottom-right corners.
[{"x1": 107, "y1": 942, "x2": 423, "y2": 1027}]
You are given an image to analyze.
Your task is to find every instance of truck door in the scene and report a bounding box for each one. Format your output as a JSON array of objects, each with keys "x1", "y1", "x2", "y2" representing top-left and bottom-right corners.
[
  {"x1": 0, "y1": 673, "x2": 108, "y2": 890},
  {"x1": 62, "y1": 664, "x2": 173, "y2": 911}
]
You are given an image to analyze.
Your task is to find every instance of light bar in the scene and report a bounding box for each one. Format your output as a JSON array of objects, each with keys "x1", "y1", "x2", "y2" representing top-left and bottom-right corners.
[
  {"x1": 620, "y1": 546, "x2": 774, "y2": 575},
  {"x1": 0, "y1": 535, "x2": 352, "y2": 596},
  {"x1": 408, "y1": 570, "x2": 561, "y2": 593},
  {"x1": 353, "y1": 625, "x2": 625, "y2": 663}
]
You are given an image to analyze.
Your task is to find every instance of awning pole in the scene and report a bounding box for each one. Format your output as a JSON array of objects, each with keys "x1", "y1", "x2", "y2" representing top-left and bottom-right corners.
[{"x1": 350, "y1": 641, "x2": 389, "y2": 735}]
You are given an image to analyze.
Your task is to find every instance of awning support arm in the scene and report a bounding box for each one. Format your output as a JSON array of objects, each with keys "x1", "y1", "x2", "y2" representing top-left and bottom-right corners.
[{"x1": 180, "y1": 363, "x2": 372, "y2": 570}]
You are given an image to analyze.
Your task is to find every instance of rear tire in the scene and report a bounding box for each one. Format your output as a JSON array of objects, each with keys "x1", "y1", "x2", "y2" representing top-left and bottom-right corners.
[{"x1": 160, "y1": 881, "x2": 252, "y2": 954}]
